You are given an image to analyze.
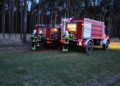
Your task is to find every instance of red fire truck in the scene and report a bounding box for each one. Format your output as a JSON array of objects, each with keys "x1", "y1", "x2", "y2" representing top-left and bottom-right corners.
[
  {"x1": 60, "y1": 18, "x2": 110, "y2": 54},
  {"x1": 35, "y1": 24, "x2": 61, "y2": 47}
]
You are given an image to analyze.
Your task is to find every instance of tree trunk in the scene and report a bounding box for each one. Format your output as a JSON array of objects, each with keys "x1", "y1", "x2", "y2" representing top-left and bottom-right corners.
[
  {"x1": 20, "y1": 0, "x2": 23, "y2": 40},
  {"x1": 67, "y1": 0, "x2": 70, "y2": 17},
  {"x1": 108, "y1": 14, "x2": 111, "y2": 36},
  {"x1": 2, "y1": 0, "x2": 6, "y2": 37},
  {"x1": 32, "y1": 13, "x2": 34, "y2": 28},
  {"x1": 54, "y1": 11, "x2": 57, "y2": 25},
  {"x1": 42, "y1": 11, "x2": 44, "y2": 24},
  {"x1": 30, "y1": 14, "x2": 33, "y2": 33},
  {"x1": 38, "y1": 2, "x2": 41, "y2": 24},
  {"x1": 23, "y1": 0, "x2": 28, "y2": 43},
  {"x1": 102, "y1": 10, "x2": 107, "y2": 22},
  {"x1": 15, "y1": 0, "x2": 18, "y2": 34},
  {"x1": 9, "y1": 0, "x2": 12, "y2": 39},
  {"x1": 50, "y1": 10, "x2": 53, "y2": 24},
  {"x1": 11, "y1": 0, "x2": 15, "y2": 33}
]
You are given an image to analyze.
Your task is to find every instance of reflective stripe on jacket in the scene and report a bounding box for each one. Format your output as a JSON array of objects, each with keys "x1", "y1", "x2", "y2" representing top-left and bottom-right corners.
[
  {"x1": 63, "y1": 35, "x2": 70, "y2": 44},
  {"x1": 31, "y1": 34, "x2": 36, "y2": 42},
  {"x1": 37, "y1": 35, "x2": 41, "y2": 41}
]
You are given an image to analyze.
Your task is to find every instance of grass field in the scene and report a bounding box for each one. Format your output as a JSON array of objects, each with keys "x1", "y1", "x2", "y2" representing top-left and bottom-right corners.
[{"x1": 0, "y1": 43, "x2": 120, "y2": 86}]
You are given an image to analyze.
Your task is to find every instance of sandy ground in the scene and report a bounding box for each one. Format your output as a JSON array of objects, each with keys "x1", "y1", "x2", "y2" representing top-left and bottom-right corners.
[{"x1": 110, "y1": 42, "x2": 120, "y2": 44}]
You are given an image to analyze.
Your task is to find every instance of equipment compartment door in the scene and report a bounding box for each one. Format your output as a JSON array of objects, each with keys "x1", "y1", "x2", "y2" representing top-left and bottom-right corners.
[{"x1": 83, "y1": 22, "x2": 92, "y2": 38}]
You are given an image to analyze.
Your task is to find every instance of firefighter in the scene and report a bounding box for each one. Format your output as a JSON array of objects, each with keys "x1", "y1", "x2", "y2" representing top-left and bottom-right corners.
[
  {"x1": 62, "y1": 31, "x2": 70, "y2": 52},
  {"x1": 31, "y1": 30, "x2": 37, "y2": 51},
  {"x1": 36, "y1": 31, "x2": 42, "y2": 48}
]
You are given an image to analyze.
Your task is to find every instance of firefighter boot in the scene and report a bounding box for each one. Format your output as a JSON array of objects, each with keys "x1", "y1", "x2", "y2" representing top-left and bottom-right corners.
[
  {"x1": 37, "y1": 43, "x2": 40, "y2": 47},
  {"x1": 62, "y1": 47, "x2": 66, "y2": 52},
  {"x1": 65, "y1": 49, "x2": 68, "y2": 52},
  {"x1": 32, "y1": 45, "x2": 36, "y2": 51}
]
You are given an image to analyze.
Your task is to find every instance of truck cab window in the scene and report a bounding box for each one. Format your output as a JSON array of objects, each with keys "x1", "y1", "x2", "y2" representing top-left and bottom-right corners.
[
  {"x1": 67, "y1": 23, "x2": 77, "y2": 39},
  {"x1": 39, "y1": 28, "x2": 46, "y2": 37},
  {"x1": 51, "y1": 28, "x2": 58, "y2": 40}
]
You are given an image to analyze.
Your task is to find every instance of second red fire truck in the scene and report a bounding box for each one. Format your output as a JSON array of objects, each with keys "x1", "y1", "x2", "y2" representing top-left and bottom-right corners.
[{"x1": 35, "y1": 24, "x2": 61, "y2": 47}]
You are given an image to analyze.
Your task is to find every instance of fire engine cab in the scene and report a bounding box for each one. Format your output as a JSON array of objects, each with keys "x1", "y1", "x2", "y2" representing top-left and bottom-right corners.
[
  {"x1": 61, "y1": 18, "x2": 110, "y2": 54},
  {"x1": 35, "y1": 24, "x2": 61, "y2": 47}
]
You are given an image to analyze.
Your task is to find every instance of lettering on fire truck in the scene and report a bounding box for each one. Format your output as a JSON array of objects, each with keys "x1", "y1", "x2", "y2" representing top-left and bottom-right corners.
[{"x1": 83, "y1": 22, "x2": 92, "y2": 38}]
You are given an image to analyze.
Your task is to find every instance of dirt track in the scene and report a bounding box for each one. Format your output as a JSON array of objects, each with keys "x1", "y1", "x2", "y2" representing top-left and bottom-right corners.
[
  {"x1": 0, "y1": 42, "x2": 119, "y2": 54},
  {"x1": 0, "y1": 46, "x2": 59, "y2": 54},
  {"x1": 0, "y1": 46, "x2": 30, "y2": 54},
  {"x1": 0, "y1": 42, "x2": 120, "y2": 54},
  {"x1": 99, "y1": 74, "x2": 120, "y2": 86}
]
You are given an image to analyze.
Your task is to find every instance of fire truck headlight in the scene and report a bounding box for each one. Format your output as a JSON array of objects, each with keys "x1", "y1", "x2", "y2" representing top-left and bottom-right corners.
[{"x1": 77, "y1": 42, "x2": 82, "y2": 46}]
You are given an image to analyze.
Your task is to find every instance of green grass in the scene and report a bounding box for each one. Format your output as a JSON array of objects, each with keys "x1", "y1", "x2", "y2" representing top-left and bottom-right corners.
[{"x1": 0, "y1": 43, "x2": 120, "y2": 86}]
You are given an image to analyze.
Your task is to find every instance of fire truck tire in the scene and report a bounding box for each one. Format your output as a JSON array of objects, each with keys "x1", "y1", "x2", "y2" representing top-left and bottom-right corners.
[
  {"x1": 85, "y1": 41, "x2": 93, "y2": 54},
  {"x1": 103, "y1": 41, "x2": 109, "y2": 51}
]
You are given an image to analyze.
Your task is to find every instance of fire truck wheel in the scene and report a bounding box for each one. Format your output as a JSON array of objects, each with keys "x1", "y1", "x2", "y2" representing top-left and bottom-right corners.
[
  {"x1": 85, "y1": 41, "x2": 93, "y2": 54},
  {"x1": 103, "y1": 41, "x2": 109, "y2": 51}
]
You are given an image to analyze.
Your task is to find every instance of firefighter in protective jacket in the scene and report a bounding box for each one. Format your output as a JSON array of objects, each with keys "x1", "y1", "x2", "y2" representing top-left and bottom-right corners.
[
  {"x1": 31, "y1": 30, "x2": 37, "y2": 51},
  {"x1": 62, "y1": 31, "x2": 70, "y2": 52},
  {"x1": 36, "y1": 31, "x2": 42, "y2": 48}
]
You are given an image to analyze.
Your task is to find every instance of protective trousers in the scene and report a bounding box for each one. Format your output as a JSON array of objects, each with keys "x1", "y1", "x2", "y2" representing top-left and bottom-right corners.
[
  {"x1": 62, "y1": 44, "x2": 69, "y2": 52},
  {"x1": 31, "y1": 35, "x2": 36, "y2": 51},
  {"x1": 62, "y1": 37, "x2": 69, "y2": 52},
  {"x1": 32, "y1": 41, "x2": 36, "y2": 51},
  {"x1": 36, "y1": 35, "x2": 41, "y2": 48}
]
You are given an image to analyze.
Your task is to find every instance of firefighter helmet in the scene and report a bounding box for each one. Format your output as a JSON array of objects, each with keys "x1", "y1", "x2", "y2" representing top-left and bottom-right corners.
[
  {"x1": 65, "y1": 31, "x2": 69, "y2": 36},
  {"x1": 33, "y1": 30, "x2": 37, "y2": 35}
]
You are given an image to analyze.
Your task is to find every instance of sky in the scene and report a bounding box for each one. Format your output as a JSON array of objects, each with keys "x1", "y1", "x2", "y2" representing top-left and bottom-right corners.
[{"x1": 27, "y1": 0, "x2": 39, "y2": 11}]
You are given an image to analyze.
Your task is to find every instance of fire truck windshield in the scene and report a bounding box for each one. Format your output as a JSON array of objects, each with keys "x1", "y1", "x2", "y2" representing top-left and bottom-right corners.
[
  {"x1": 67, "y1": 23, "x2": 77, "y2": 39},
  {"x1": 39, "y1": 28, "x2": 46, "y2": 37},
  {"x1": 51, "y1": 28, "x2": 58, "y2": 40},
  {"x1": 51, "y1": 28, "x2": 57, "y2": 32}
]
